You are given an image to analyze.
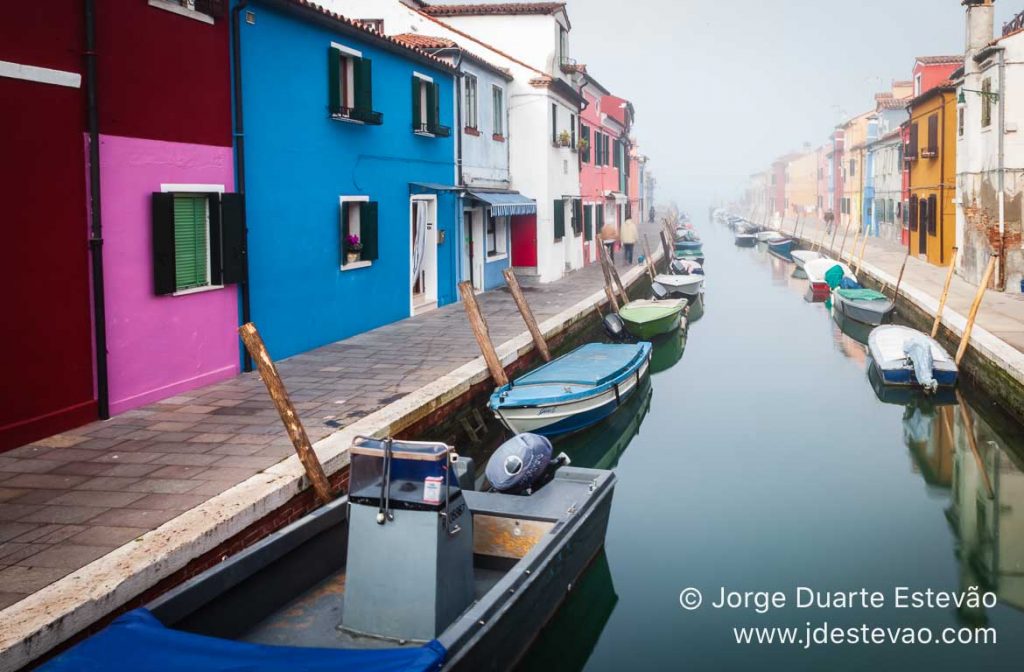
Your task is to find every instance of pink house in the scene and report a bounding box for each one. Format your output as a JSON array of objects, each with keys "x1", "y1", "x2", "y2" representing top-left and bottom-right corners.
[{"x1": 579, "y1": 70, "x2": 634, "y2": 264}]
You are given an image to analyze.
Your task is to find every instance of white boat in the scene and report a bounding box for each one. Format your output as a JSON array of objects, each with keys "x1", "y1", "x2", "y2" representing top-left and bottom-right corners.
[
  {"x1": 654, "y1": 273, "x2": 704, "y2": 297},
  {"x1": 805, "y1": 258, "x2": 854, "y2": 294},
  {"x1": 791, "y1": 250, "x2": 821, "y2": 270},
  {"x1": 869, "y1": 325, "x2": 958, "y2": 390},
  {"x1": 756, "y1": 230, "x2": 784, "y2": 243}
]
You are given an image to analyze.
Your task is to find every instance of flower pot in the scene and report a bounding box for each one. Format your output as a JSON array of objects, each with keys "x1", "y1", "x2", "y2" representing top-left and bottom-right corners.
[{"x1": 346, "y1": 252, "x2": 361, "y2": 265}]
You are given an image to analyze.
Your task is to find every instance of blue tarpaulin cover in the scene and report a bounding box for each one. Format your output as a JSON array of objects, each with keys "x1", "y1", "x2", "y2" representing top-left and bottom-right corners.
[
  {"x1": 514, "y1": 343, "x2": 648, "y2": 388},
  {"x1": 40, "y1": 609, "x2": 447, "y2": 672}
]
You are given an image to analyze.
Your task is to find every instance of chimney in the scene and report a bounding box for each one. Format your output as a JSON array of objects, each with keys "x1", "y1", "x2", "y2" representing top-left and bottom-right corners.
[{"x1": 964, "y1": 0, "x2": 995, "y2": 53}]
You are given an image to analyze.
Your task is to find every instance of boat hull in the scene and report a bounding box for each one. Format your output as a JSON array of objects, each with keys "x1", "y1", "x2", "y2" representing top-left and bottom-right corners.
[
  {"x1": 493, "y1": 359, "x2": 651, "y2": 437},
  {"x1": 653, "y1": 274, "x2": 702, "y2": 297},
  {"x1": 832, "y1": 291, "x2": 894, "y2": 326},
  {"x1": 734, "y1": 234, "x2": 756, "y2": 247},
  {"x1": 622, "y1": 311, "x2": 682, "y2": 340},
  {"x1": 767, "y1": 238, "x2": 796, "y2": 255}
]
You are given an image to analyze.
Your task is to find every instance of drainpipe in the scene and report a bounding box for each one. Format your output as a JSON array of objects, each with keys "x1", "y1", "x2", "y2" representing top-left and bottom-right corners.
[
  {"x1": 997, "y1": 47, "x2": 1007, "y2": 290},
  {"x1": 84, "y1": 0, "x2": 109, "y2": 419},
  {"x1": 231, "y1": 0, "x2": 253, "y2": 372}
]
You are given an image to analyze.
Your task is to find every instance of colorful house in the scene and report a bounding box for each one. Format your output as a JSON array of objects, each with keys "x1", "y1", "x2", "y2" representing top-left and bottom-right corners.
[
  {"x1": 579, "y1": 72, "x2": 634, "y2": 263},
  {"x1": 2, "y1": 2, "x2": 96, "y2": 449},
  {"x1": 785, "y1": 149, "x2": 819, "y2": 216},
  {"x1": 866, "y1": 129, "x2": 904, "y2": 242},
  {"x1": 238, "y1": 0, "x2": 458, "y2": 360},
  {"x1": 397, "y1": 33, "x2": 536, "y2": 293},
  {"x1": 907, "y1": 82, "x2": 958, "y2": 266},
  {"x1": 829, "y1": 128, "x2": 845, "y2": 220}
]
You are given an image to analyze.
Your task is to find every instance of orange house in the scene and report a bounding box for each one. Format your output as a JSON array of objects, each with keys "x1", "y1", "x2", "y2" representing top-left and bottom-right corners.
[{"x1": 907, "y1": 83, "x2": 957, "y2": 266}]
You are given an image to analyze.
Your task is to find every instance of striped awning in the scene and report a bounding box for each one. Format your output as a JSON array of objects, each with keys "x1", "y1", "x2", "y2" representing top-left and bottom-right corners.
[{"x1": 468, "y1": 190, "x2": 537, "y2": 217}]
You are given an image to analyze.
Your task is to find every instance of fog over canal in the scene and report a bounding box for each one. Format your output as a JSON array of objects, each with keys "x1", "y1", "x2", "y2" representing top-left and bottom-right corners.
[{"x1": 517, "y1": 214, "x2": 1024, "y2": 671}]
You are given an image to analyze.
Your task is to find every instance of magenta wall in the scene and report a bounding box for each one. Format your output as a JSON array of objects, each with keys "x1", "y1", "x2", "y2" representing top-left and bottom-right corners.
[{"x1": 99, "y1": 134, "x2": 239, "y2": 414}]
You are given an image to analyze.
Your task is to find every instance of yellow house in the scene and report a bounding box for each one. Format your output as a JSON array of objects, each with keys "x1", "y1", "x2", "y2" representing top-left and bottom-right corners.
[
  {"x1": 907, "y1": 84, "x2": 956, "y2": 266},
  {"x1": 840, "y1": 110, "x2": 873, "y2": 234},
  {"x1": 785, "y1": 150, "x2": 819, "y2": 216}
]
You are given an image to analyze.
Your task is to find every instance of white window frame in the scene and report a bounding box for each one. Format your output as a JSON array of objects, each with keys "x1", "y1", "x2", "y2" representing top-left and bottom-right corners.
[
  {"x1": 492, "y1": 84, "x2": 504, "y2": 137},
  {"x1": 465, "y1": 74, "x2": 479, "y2": 130},
  {"x1": 414, "y1": 71, "x2": 434, "y2": 136},
  {"x1": 148, "y1": 0, "x2": 215, "y2": 25},
  {"x1": 160, "y1": 183, "x2": 225, "y2": 296},
  {"x1": 914, "y1": 73, "x2": 922, "y2": 97},
  {"x1": 487, "y1": 215, "x2": 508, "y2": 260},
  {"x1": 331, "y1": 42, "x2": 363, "y2": 115},
  {"x1": 339, "y1": 195, "x2": 372, "y2": 271}
]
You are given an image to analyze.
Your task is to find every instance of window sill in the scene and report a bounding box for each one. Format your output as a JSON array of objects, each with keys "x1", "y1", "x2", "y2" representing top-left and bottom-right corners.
[
  {"x1": 464, "y1": 126, "x2": 481, "y2": 137},
  {"x1": 173, "y1": 284, "x2": 224, "y2": 297},
  {"x1": 148, "y1": 0, "x2": 214, "y2": 25},
  {"x1": 340, "y1": 260, "x2": 372, "y2": 272},
  {"x1": 492, "y1": 134, "x2": 506, "y2": 142},
  {"x1": 486, "y1": 253, "x2": 508, "y2": 262}
]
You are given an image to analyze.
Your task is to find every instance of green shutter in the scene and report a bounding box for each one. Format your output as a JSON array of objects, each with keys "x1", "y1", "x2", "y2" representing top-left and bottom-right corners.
[
  {"x1": 328, "y1": 47, "x2": 341, "y2": 115},
  {"x1": 573, "y1": 199, "x2": 583, "y2": 235},
  {"x1": 584, "y1": 204, "x2": 593, "y2": 241},
  {"x1": 361, "y1": 201, "x2": 379, "y2": 261},
  {"x1": 426, "y1": 81, "x2": 438, "y2": 129},
  {"x1": 173, "y1": 195, "x2": 208, "y2": 291},
  {"x1": 431, "y1": 82, "x2": 441, "y2": 131},
  {"x1": 354, "y1": 57, "x2": 372, "y2": 113},
  {"x1": 581, "y1": 125, "x2": 590, "y2": 162},
  {"x1": 596, "y1": 204, "x2": 604, "y2": 232},
  {"x1": 412, "y1": 77, "x2": 422, "y2": 131},
  {"x1": 553, "y1": 199, "x2": 565, "y2": 239}
]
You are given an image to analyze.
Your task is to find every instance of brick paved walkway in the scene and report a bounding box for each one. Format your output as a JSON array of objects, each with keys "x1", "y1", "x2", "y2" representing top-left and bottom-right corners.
[{"x1": 0, "y1": 231, "x2": 658, "y2": 611}]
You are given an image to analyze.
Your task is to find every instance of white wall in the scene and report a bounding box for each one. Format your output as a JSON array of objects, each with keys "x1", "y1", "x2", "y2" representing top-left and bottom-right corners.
[{"x1": 460, "y1": 61, "x2": 511, "y2": 189}]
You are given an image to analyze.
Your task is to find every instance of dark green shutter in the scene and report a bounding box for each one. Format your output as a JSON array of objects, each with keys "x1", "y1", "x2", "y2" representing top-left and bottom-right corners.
[
  {"x1": 220, "y1": 193, "x2": 246, "y2": 285},
  {"x1": 553, "y1": 199, "x2": 565, "y2": 239},
  {"x1": 613, "y1": 140, "x2": 620, "y2": 168},
  {"x1": 354, "y1": 57, "x2": 372, "y2": 114},
  {"x1": 432, "y1": 82, "x2": 442, "y2": 132},
  {"x1": 328, "y1": 47, "x2": 342, "y2": 115},
  {"x1": 584, "y1": 204, "x2": 593, "y2": 241},
  {"x1": 340, "y1": 202, "x2": 350, "y2": 261},
  {"x1": 152, "y1": 193, "x2": 176, "y2": 295},
  {"x1": 928, "y1": 194, "x2": 937, "y2": 235},
  {"x1": 573, "y1": 199, "x2": 583, "y2": 235},
  {"x1": 412, "y1": 77, "x2": 422, "y2": 130},
  {"x1": 596, "y1": 204, "x2": 604, "y2": 232},
  {"x1": 173, "y1": 195, "x2": 208, "y2": 291},
  {"x1": 426, "y1": 81, "x2": 438, "y2": 129},
  {"x1": 361, "y1": 201, "x2": 379, "y2": 261},
  {"x1": 207, "y1": 193, "x2": 223, "y2": 286}
]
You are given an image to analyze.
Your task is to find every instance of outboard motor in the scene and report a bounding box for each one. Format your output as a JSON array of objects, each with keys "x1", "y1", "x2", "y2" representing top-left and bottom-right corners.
[
  {"x1": 651, "y1": 282, "x2": 669, "y2": 301},
  {"x1": 486, "y1": 433, "x2": 569, "y2": 495},
  {"x1": 903, "y1": 336, "x2": 938, "y2": 393},
  {"x1": 603, "y1": 312, "x2": 628, "y2": 341},
  {"x1": 670, "y1": 259, "x2": 687, "y2": 275}
]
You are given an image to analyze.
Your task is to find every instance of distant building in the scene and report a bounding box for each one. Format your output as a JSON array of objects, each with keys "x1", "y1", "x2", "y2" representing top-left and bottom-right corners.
[{"x1": 866, "y1": 129, "x2": 905, "y2": 242}]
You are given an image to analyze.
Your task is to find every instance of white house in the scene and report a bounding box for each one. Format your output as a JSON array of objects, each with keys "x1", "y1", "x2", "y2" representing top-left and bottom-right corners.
[
  {"x1": 866, "y1": 130, "x2": 904, "y2": 243},
  {"x1": 957, "y1": 0, "x2": 1024, "y2": 292},
  {"x1": 329, "y1": 0, "x2": 586, "y2": 283}
]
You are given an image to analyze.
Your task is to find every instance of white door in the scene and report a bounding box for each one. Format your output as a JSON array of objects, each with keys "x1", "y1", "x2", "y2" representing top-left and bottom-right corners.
[{"x1": 411, "y1": 196, "x2": 438, "y2": 314}]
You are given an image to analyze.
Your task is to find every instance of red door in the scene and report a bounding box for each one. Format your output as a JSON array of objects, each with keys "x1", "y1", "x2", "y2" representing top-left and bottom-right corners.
[{"x1": 510, "y1": 214, "x2": 537, "y2": 268}]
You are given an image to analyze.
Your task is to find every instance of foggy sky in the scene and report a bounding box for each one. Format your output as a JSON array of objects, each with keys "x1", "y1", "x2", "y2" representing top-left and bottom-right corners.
[{"x1": 439, "y1": 0, "x2": 1022, "y2": 212}]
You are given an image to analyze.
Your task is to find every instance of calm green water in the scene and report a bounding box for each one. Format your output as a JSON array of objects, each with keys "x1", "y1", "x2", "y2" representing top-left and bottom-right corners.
[{"x1": 516, "y1": 217, "x2": 1024, "y2": 671}]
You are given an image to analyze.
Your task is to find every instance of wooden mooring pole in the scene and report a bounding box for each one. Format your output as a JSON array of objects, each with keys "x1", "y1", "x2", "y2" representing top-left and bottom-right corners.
[
  {"x1": 502, "y1": 268, "x2": 551, "y2": 363},
  {"x1": 891, "y1": 251, "x2": 911, "y2": 304},
  {"x1": 458, "y1": 281, "x2": 510, "y2": 387},
  {"x1": 660, "y1": 230, "x2": 673, "y2": 261},
  {"x1": 238, "y1": 323, "x2": 333, "y2": 504},
  {"x1": 853, "y1": 230, "x2": 870, "y2": 276},
  {"x1": 641, "y1": 234, "x2": 657, "y2": 281},
  {"x1": 930, "y1": 247, "x2": 959, "y2": 339},
  {"x1": 954, "y1": 388, "x2": 995, "y2": 499},
  {"x1": 954, "y1": 254, "x2": 997, "y2": 366},
  {"x1": 600, "y1": 237, "x2": 629, "y2": 305},
  {"x1": 837, "y1": 220, "x2": 854, "y2": 260}
]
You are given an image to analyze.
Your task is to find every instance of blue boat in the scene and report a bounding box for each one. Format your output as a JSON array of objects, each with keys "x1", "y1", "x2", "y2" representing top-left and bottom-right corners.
[
  {"x1": 674, "y1": 239, "x2": 703, "y2": 252},
  {"x1": 766, "y1": 236, "x2": 796, "y2": 256},
  {"x1": 489, "y1": 342, "x2": 652, "y2": 437},
  {"x1": 868, "y1": 325, "x2": 958, "y2": 391}
]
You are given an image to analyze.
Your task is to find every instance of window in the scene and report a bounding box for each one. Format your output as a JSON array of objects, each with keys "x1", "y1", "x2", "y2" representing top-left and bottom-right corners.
[
  {"x1": 584, "y1": 204, "x2": 594, "y2": 241},
  {"x1": 580, "y1": 123, "x2": 591, "y2": 162},
  {"x1": 486, "y1": 216, "x2": 508, "y2": 257},
  {"x1": 571, "y1": 199, "x2": 583, "y2": 236},
  {"x1": 909, "y1": 196, "x2": 919, "y2": 230},
  {"x1": 613, "y1": 138, "x2": 621, "y2": 168},
  {"x1": 149, "y1": 0, "x2": 223, "y2": 24},
  {"x1": 553, "y1": 199, "x2": 565, "y2": 239},
  {"x1": 328, "y1": 45, "x2": 382, "y2": 125},
  {"x1": 914, "y1": 73, "x2": 922, "y2": 97},
  {"x1": 924, "y1": 114, "x2": 938, "y2": 158},
  {"x1": 559, "y1": 27, "x2": 569, "y2": 65},
  {"x1": 340, "y1": 197, "x2": 379, "y2": 268},
  {"x1": 907, "y1": 122, "x2": 918, "y2": 160},
  {"x1": 917, "y1": 196, "x2": 928, "y2": 233},
  {"x1": 413, "y1": 74, "x2": 450, "y2": 137},
  {"x1": 151, "y1": 190, "x2": 244, "y2": 295},
  {"x1": 492, "y1": 85, "x2": 504, "y2": 138},
  {"x1": 958, "y1": 105, "x2": 965, "y2": 137},
  {"x1": 464, "y1": 74, "x2": 478, "y2": 130},
  {"x1": 552, "y1": 104, "x2": 558, "y2": 144},
  {"x1": 596, "y1": 204, "x2": 605, "y2": 234},
  {"x1": 927, "y1": 194, "x2": 938, "y2": 235},
  {"x1": 570, "y1": 114, "x2": 576, "y2": 150},
  {"x1": 849, "y1": 159, "x2": 856, "y2": 177},
  {"x1": 982, "y1": 78, "x2": 993, "y2": 128},
  {"x1": 359, "y1": 18, "x2": 384, "y2": 33}
]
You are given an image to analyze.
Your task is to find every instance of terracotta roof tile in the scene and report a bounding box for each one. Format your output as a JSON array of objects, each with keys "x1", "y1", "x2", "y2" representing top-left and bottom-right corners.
[
  {"x1": 421, "y1": 3, "x2": 566, "y2": 17},
  {"x1": 877, "y1": 96, "x2": 910, "y2": 110},
  {"x1": 915, "y1": 54, "x2": 963, "y2": 65},
  {"x1": 394, "y1": 32, "x2": 513, "y2": 79}
]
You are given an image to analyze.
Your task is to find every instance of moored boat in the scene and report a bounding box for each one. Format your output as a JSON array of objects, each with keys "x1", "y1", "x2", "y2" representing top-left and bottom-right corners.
[
  {"x1": 618, "y1": 299, "x2": 687, "y2": 339},
  {"x1": 766, "y1": 236, "x2": 796, "y2": 256},
  {"x1": 805, "y1": 258, "x2": 853, "y2": 295},
  {"x1": 489, "y1": 342, "x2": 652, "y2": 437},
  {"x1": 755, "y1": 230, "x2": 783, "y2": 243},
  {"x1": 669, "y1": 258, "x2": 704, "y2": 275},
  {"x1": 791, "y1": 249, "x2": 822, "y2": 270},
  {"x1": 832, "y1": 287, "x2": 894, "y2": 326},
  {"x1": 653, "y1": 273, "x2": 703, "y2": 298},
  {"x1": 41, "y1": 436, "x2": 617, "y2": 672},
  {"x1": 868, "y1": 325, "x2": 957, "y2": 391}
]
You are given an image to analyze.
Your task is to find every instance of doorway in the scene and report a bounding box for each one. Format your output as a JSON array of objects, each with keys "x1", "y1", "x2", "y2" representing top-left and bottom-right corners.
[
  {"x1": 411, "y1": 196, "x2": 438, "y2": 314},
  {"x1": 462, "y1": 207, "x2": 484, "y2": 292}
]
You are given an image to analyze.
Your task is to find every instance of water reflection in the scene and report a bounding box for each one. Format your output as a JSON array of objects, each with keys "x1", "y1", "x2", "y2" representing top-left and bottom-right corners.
[
  {"x1": 556, "y1": 379, "x2": 653, "y2": 470},
  {"x1": 649, "y1": 332, "x2": 686, "y2": 375},
  {"x1": 515, "y1": 552, "x2": 618, "y2": 672},
  {"x1": 832, "y1": 307, "x2": 873, "y2": 346}
]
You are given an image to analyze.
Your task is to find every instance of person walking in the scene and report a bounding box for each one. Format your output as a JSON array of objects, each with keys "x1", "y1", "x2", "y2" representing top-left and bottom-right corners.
[
  {"x1": 600, "y1": 219, "x2": 618, "y2": 263},
  {"x1": 620, "y1": 215, "x2": 638, "y2": 264}
]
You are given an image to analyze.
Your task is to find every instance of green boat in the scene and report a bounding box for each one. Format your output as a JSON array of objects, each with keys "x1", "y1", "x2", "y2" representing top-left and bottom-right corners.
[{"x1": 618, "y1": 299, "x2": 686, "y2": 339}]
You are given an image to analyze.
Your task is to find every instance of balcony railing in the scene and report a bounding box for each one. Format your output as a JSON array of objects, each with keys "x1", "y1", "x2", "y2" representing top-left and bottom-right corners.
[{"x1": 1004, "y1": 9, "x2": 1024, "y2": 36}]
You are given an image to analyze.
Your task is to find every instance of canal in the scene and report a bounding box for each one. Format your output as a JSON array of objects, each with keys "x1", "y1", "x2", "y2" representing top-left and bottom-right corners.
[{"x1": 510, "y1": 215, "x2": 1024, "y2": 670}]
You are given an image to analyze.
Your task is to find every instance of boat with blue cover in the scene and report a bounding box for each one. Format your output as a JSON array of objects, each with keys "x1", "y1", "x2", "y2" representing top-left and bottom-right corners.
[
  {"x1": 489, "y1": 342, "x2": 652, "y2": 437},
  {"x1": 868, "y1": 325, "x2": 958, "y2": 391},
  {"x1": 42, "y1": 436, "x2": 617, "y2": 672},
  {"x1": 767, "y1": 236, "x2": 796, "y2": 256}
]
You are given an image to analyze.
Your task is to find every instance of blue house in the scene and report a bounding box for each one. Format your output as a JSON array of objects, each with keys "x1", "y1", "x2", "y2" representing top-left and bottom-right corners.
[{"x1": 236, "y1": 0, "x2": 458, "y2": 360}]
